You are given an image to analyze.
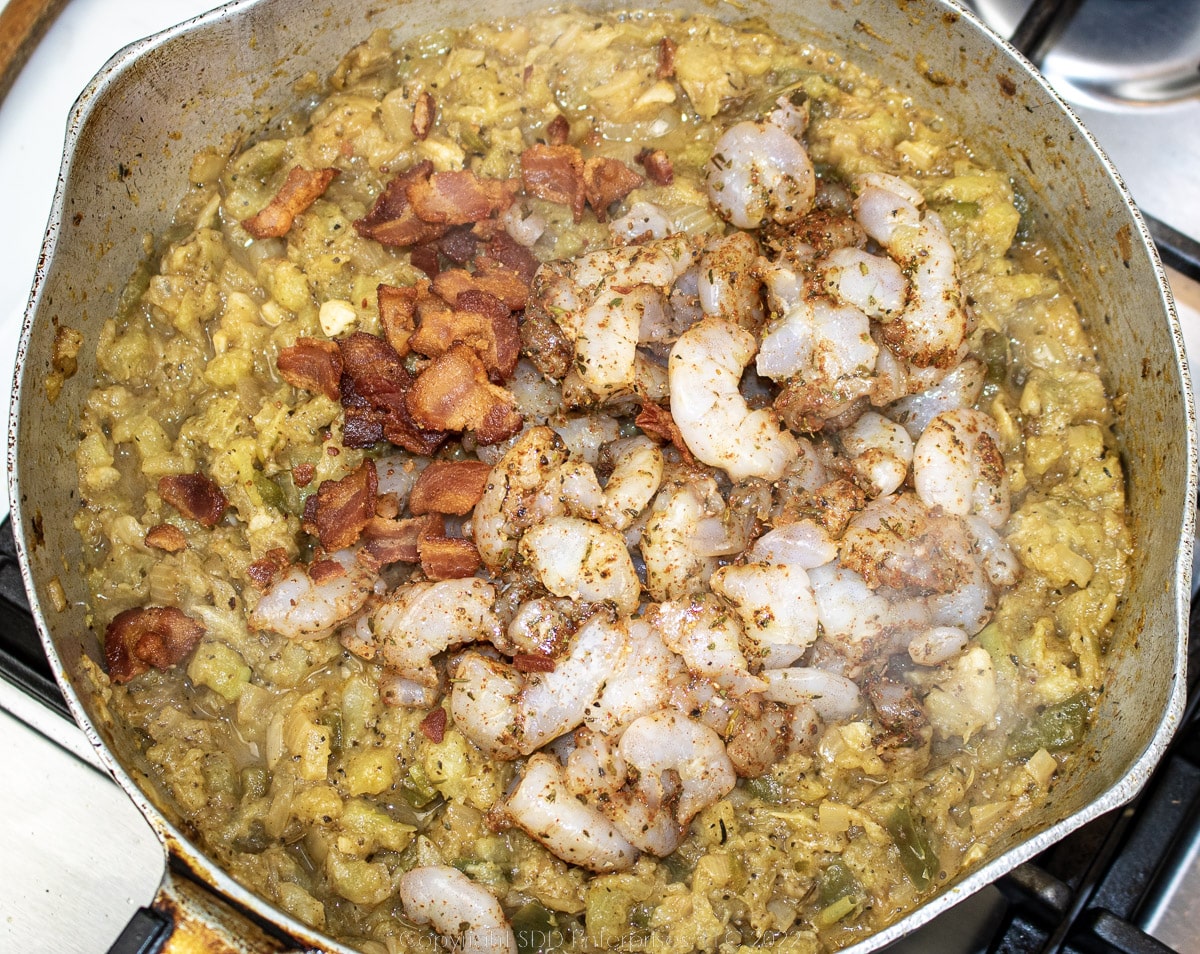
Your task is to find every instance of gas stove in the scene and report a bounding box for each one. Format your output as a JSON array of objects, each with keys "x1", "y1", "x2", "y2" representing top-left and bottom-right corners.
[{"x1": 0, "y1": 1, "x2": 1197, "y2": 953}]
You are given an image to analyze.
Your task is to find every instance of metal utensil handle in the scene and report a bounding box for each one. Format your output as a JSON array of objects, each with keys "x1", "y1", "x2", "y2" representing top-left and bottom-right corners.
[{"x1": 0, "y1": 0, "x2": 71, "y2": 103}]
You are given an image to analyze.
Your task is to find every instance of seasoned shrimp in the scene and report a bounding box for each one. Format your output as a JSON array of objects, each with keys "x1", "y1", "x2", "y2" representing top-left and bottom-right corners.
[
  {"x1": 397, "y1": 866, "x2": 516, "y2": 954},
  {"x1": 518, "y1": 516, "x2": 641, "y2": 615},
  {"x1": 534, "y1": 234, "x2": 697, "y2": 400},
  {"x1": 762, "y1": 667, "x2": 863, "y2": 721},
  {"x1": 650, "y1": 598, "x2": 768, "y2": 702},
  {"x1": 914, "y1": 408, "x2": 1011, "y2": 528},
  {"x1": 598, "y1": 436, "x2": 664, "y2": 531},
  {"x1": 852, "y1": 173, "x2": 966, "y2": 368},
  {"x1": 372, "y1": 579, "x2": 501, "y2": 687},
  {"x1": 586, "y1": 618, "x2": 680, "y2": 734},
  {"x1": 505, "y1": 753, "x2": 639, "y2": 872},
  {"x1": 473, "y1": 427, "x2": 569, "y2": 569},
  {"x1": 821, "y1": 246, "x2": 908, "y2": 321},
  {"x1": 611, "y1": 200, "x2": 673, "y2": 243},
  {"x1": 705, "y1": 99, "x2": 815, "y2": 229},
  {"x1": 886, "y1": 356, "x2": 986, "y2": 438},
  {"x1": 750, "y1": 520, "x2": 838, "y2": 569},
  {"x1": 697, "y1": 231, "x2": 765, "y2": 331},
  {"x1": 249, "y1": 548, "x2": 376, "y2": 640},
  {"x1": 450, "y1": 612, "x2": 625, "y2": 756},
  {"x1": 669, "y1": 316, "x2": 800, "y2": 480},
  {"x1": 640, "y1": 473, "x2": 725, "y2": 601},
  {"x1": 710, "y1": 562, "x2": 819, "y2": 669},
  {"x1": 837, "y1": 410, "x2": 914, "y2": 498}
]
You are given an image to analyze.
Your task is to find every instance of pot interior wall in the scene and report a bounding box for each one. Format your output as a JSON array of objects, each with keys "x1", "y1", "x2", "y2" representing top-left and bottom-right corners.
[{"x1": 11, "y1": 0, "x2": 1190, "y2": 948}]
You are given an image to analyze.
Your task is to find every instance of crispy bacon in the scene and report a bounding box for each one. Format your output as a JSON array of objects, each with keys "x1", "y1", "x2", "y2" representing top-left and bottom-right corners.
[
  {"x1": 513, "y1": 652, "x2": 557, "y2": 673},
  {"x1": 546, "y1": 114, "x2": 570, "y2": 146},
  {"x1": 377, "y1": 283, "x2": 418, "y2": 356},
  {"x1": 407, "y1": 171, "x2": 519, "y2": 225},
  {"x1": 104, "y1": 606, "x2": 205, "y2": 684},
  {"x1": 439, "y1": 227, "x2": 479, "y2": 265},
  {"x1": 145, "y1": 524, "x2": 187, "y2": 553},
  {"x1": 636, "y1": 148, "x2": 674, "y2": 186},
  {"x1": 433, "y1": 259, "x2": 530, "y2": 311},
  {"x1": 635, "y1": 402, "x2": 695, "y2": 465},
  {"x1": 354, "y1": 161, "x2": 448, "y2": 247},
  {"x1": 409, "y1": 289, "x2": 519, "y2": 382},
  {"x1": 293, "y1": 463, "x2": 316, "y2": 487},
  {"x1": 411, "y1": 90, "x2": 436, "y2": 140},
  {"x1": 521, "y1": 144, "x2": 586, "y2": 222},
  {"x1": 419, "y1": 706, "x2": 448, "y2": 742},
  {"x1": 409, "y1": 244, "x2": 440, "y2": 279},
  {"x1": 308, "y1": 558, "x2": 347, "y2": 585},
  {"x1": 418, "y1": 535, "x2": 482, "y2": 580},
  {"x1": 484, "y1": 232, "x2": 539, "y2": 285},
  {"x1": 409, "y1": 460, "x2": 493, "y2": 515},
  {"x1": 242, "y1": 166, "x2": 338, "y2": 239},
  {"x1": 158, "y1": 474, "x2": 228, "y2": 527},
  {"x1": 361, "y1": 514, "x2": 440, "y2": 567},
  {"x1": 656, "y1": 36, "x2": 678, "y2": 79},
  {"x1": 583, "y1": 157, "x2": 644, "y2": 221},
  {"x1": 311, "y1": 459, "x2": 378, "y2": 551},
  {"x1": 277, "y1": 338, "x2": 343, "y2": 400},
  {"x1": 338, "y1": 332, "x2": 445, "y2": 454},
  {"x1": 247, "y1": 548, "x2": 292, "y2": 589},
  {"x1": 406, "y1": 344, "x2": 522, "y2": 444}
]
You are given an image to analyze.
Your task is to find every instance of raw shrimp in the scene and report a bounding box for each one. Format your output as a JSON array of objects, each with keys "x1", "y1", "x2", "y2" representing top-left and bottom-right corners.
[
  {"x1": 249, "y1": 548, "x2": 376, "y2": 640},
  {"x1": 837, "y1": 410, "x2": 914, "y2": 498},
  {"x1": 518, "y1": 516, "x2": 641, "y2": 615},
  {"x1": 372, "y1": 578, "x2": 502, "y2": 687},
  {"x1": 705, "y1": 99, "x2": 815, "y2": 229},
  {"x1": 640, "y1": 474, "x2": 725, "y2": 601},
  {"x1": 473, "y1": 427, "x2": 569, "y2": 569},
  {"x1": 450, "y1": 612, "x2": 625, "y2": 756},
  {"x1": 697, "y1": 231, "x2": 765, "y2": 331},
  {"x1": 762, "y1": 667, "x2": 863, "y2": 721},
  {"x1": 669, "y1": 316, "x2": 800, "y2": 480},
  {"x1": 585, "y1": 618, "x2": 680, "y2": 734},
  {"x1": 852, "y1": 173, "x2": 966, "y2": 368},
  {"x1": 913, "y1": 408, "x2": 1011, "y2": 528},
  {"x1": 749, "y1": 520, "x2": 838, "y2": 569},
  {"x1": 611, "y1": 200, "x2": 673, "y2": 243},
  {"x1": 505, "y1": 753, "x2": 638, "y2": 872},
  {"x1": 598, "y1": 436, "x2": 664, "y2": 531},
  {"x1": 724, "y1": 701, "x2": 819, "y2": 777},
  {"x1": 908, "y1": 625, "x2": 969, "y2": 667},
  {"x1": 887, "y1": 356, "x2": 986, "y2": 438},
  {"x1": 821, "y1": 246, "x2": 908, "y2": 321},
  {"x1": 397, "y1": 865, "x2": 516, "y2": 954},
  {"x1": 650, "y1": 598, "x2": 768, "y2": 702},
  {"x1": 710, "y1": 562, "x2": 819, "y2": 668},
  {"x1": 534, "y1": 234, "x2": 697, "y2": 400}
]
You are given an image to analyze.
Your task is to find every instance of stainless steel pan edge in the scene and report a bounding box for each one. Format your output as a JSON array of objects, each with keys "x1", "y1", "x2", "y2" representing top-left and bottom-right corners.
[{"x1": 7, "y1": 0, "x2": 1194, "y2": 951}]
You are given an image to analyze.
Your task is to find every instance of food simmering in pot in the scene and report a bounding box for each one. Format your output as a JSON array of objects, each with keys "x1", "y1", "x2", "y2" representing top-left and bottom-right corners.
[{"x1": 73, "y1": 8, "x2": 1129, "y2": 952}]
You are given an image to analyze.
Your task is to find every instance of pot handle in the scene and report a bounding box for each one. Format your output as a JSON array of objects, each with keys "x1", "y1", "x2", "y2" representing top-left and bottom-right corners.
[{"x1": 105, "y1": 862, "x2": 311, "y2": 954}]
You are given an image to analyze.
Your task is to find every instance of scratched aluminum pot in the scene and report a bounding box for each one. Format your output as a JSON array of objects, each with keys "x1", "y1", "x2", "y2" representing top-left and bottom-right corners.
[{"x1": 8, "y1": 0, "x2": 1196, "y2": 950}]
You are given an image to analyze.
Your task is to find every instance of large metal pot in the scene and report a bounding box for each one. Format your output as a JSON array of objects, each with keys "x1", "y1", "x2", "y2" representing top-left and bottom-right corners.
[{"x1": 8, "y1": 0, "x2": 1195, "y2": 951}]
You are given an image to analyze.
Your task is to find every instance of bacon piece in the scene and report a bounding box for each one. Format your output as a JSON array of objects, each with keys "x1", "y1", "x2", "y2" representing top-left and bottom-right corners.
[
  {"x1": 656, "y1": 37, "x2": 678, "y2": 79},
  {"x1": 409, "y1": 460, "x2": 493, "y2": 516},
  {"x1": 293, "y1": 463, "x2": 316, "y2": 488},
  {"x1": 247, "y1": 548, "x2": 291, "y2": 589},
  {"x1": 484, "y1": 232, "x2": 539, "y2": 285},
  {"x1": 409, "y1": 289, "x2": 519, "y2": 382},
  {"x1": 338, "y1": 332, "x2": 445, "y2": 454},
  {"x1": 409, "y1": 244, "x2": 440, "y2": 279},
  {"x1": 546, "y1": 114, "x2": 570, "y2": 146},
  {"x1": 277, "y1": 338, "x2": 343, "y2": 400},
  {"x1": 636, "y1": 148, "x2": 674, "y2": 186},
  {"x1": 308, "y1": 558, "x2": 347, "y2": 585},
  {"x1": 513, "y1": 652, "x2": 556, "y2": 674},
  {"x1": 104, "y1": 607, "x2": 205, "y2": 684},
  {"x1": 242, "y1": 166, "x2": 338, "y2": 239},
  {"x1": 407, "y1": 344, "x2": 522, "y2": 444},
  {"x1": 361, "y1": 514, "x2": 440, "y2": 567},
  {"x1": 418, "y1": 535, "x2": 482, "y2": 580},
  {"x1": 521, "y1": 144, "x2": 586, "y2": 222},
  {"x1": 145, "y1": 524, "x2": 187, "y2": 553},
  {"x1": 354, "y1": 161, "x2": 449, "y2": 247},
  {"x1": 635, "y1": 402, "x2": 695, "y2": 465},
  {"x1": 407, "y1": 171, "x2": 519, "y2": 225},
  {"x1": 377, "y1": 284, "x2": 418, "y2": 356},
  {"x1": 433, "y1": 259, "x2": 530, "y2": 311},
  {"x1": 439, "y1": 227, "x2": 479, "y2": 265},
  {"x1": 311, "y1": 460, "x2": 378, "y2": 551},
  {"x1": 583, "y1": 157, "x2": 643, "y2": 221},
  {"x1": 159, "y1": 474, "x2": 228, "y2": 527},
  {"x1": 411, "y1": 91, "x2": 436, "y2": 140},
  {"x1": 419, "y1": 706, "x2": 447, "y2": 742}
]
